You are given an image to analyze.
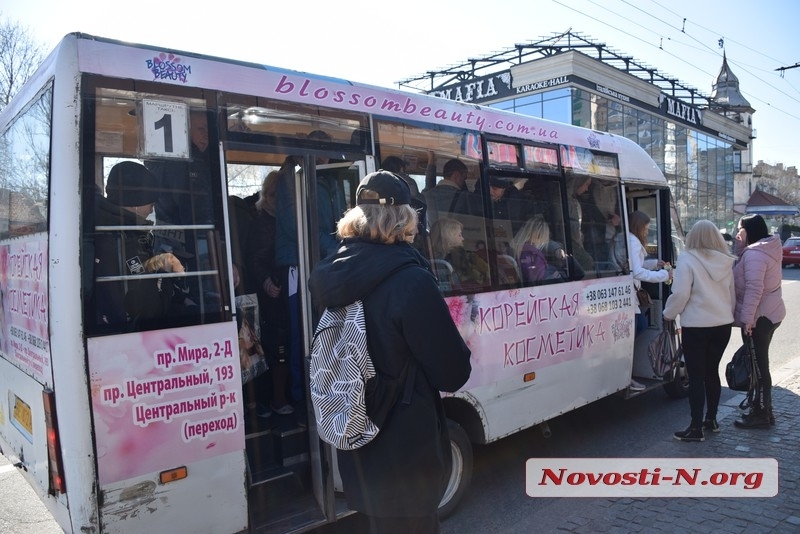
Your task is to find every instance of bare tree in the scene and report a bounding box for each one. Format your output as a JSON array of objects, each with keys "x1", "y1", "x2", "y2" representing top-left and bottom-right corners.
[{"x1": 0, "y1": 14, "x2": 45, "y2": 112}]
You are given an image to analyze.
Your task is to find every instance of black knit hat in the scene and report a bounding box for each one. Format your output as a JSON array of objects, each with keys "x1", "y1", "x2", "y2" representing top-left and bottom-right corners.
[
  {"x1": 106, "y1": 161, "x2": 159, "y2": 207},
  {"x1": 356, "y1": 171, "x2": 411, "y2": 206}
]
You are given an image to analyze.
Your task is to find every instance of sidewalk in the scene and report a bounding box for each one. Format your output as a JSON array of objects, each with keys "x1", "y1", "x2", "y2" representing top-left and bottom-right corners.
[
  {"x1": 556, "y1": 357, "x2": 800, "y2": 533},
  {"x1": 3, "y1": 363, "x2": 799, "y2": 534}
]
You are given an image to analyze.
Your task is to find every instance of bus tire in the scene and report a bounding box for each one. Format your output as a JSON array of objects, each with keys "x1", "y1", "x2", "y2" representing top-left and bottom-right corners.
[
  {"x1": 439, "y1": 419, "x2": 473, "y2": 519},
  {"x1": 663, "y1": 361, "x2": 689, "y2": 398}
]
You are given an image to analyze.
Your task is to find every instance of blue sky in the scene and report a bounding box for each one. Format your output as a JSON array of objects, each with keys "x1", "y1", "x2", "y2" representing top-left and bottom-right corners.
[{"x1": 4, "y1": 0, "x2": 799, "y2": 168}]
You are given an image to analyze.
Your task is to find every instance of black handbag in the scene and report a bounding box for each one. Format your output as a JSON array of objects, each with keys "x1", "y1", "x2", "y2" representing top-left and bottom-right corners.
[
  {"x1": 725, "y1": 344, "x2": 751, "y2": 391},
  {"x1": 726, "y1": 335, "x2": 762, "y2": 410}
]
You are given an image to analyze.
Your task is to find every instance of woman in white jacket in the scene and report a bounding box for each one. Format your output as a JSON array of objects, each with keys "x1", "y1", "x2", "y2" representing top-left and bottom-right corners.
[
  {"x1": 628, "y1": 211, "x2": 672, "y2": 329},
  {"x1": 627, "y1": 211, "x2": 672, "y2": 390},
  {"x1": 663, "y1": 220, "x2": 736, "y2": 442}
]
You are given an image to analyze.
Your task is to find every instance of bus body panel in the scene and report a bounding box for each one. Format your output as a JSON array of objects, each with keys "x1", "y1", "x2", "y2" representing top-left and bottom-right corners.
[
  {"x1": 70, "y1": 36, "x2": 664, "y2": 187},
  {"x1": 446, "y1": 275, "x2": 636, "y2": 443},
  {"x1": 48, "y1": 35, "x2": 103, "y2": 532},
  {"x1": 98, "y1": 451, "x2": 247, "y2": 534}
]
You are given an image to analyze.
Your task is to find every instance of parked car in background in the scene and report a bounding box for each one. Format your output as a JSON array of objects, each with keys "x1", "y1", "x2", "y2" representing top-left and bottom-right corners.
[{"x1": 782, "y1": 236, "x2": 800, "y2": 267}]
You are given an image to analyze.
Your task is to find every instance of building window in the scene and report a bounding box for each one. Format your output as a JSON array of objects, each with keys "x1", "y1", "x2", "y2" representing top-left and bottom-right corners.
[{"x1": 733, "y1": 151, "x2": 742, "y2": 172}]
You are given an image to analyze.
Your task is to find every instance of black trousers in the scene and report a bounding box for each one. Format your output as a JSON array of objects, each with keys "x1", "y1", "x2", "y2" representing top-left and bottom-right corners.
[
  {"x1": 682, "y1": 324, "x2": 732, "y2": 427},
  {"x1": 742, "y1": 316, "x2": 781, "y2": 412}
]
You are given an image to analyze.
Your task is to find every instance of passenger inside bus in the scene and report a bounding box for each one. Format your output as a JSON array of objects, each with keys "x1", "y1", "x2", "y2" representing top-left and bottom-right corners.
[
  {"x1": 481, "y1": 175, "x2": 534, "y2": 237},
  {"x1": 124, "y1": 251, "x2": 197, "y2": 328},
  {"x1": 566, "y1": 174, "x2": 596, "y2": 272},
  {"x1": 93, "y1": 161, "x2": 158, "y2": 326},
  {"x1": 144, "y1": 109, "x2": 217, "y2": 313},
  {"x1": 422, "y1": 158, "x2": 471, "y2": 223},
  {"x1": 246, "y1": 171, "x2": 291, "y2": 415},
  {"x1": 309, "y1": 130, "x2": 347, "y2": 260},
  {"x1": 274, "y1": 130, "x2": 347, "y2": 416},
  {"x1": 583, "y1": 178, "x2": 621, "y2": 265},
  {"x1": 430, "y1": 217, "x2": 489, "y2": 291},
  {"x1": 146, "y1": 109, "x2": 214, "y2": 226},
  {"x1": 510, "y1": 215, "x2": 565, "y2": 285}
]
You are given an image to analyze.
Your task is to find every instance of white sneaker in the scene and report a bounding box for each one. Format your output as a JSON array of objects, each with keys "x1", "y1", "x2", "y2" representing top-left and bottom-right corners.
[{"x1": 629, "y1": 379, "x2": 646, "y2": 392}]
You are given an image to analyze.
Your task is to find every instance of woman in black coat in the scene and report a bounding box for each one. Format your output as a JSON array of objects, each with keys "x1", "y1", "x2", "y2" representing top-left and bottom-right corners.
[{"x1": 309, "y1": 171, "x2": 472, "y2": 533}]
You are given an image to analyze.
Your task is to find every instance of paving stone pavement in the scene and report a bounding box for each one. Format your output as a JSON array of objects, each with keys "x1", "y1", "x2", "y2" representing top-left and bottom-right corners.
[{"x1": 557, "y1": 358, "x2": 800, "y2": 533}]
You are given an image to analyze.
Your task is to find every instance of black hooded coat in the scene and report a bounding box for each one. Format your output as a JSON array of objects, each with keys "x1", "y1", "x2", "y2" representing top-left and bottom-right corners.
[{"x1": 308, "y1": 238, "x2": 471, "y2": 517}]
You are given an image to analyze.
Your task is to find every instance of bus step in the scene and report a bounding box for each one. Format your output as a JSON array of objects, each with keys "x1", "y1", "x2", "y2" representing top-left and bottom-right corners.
[
  {"x1": 276, "y1": 426, "x2": 309, "y2": 462},
  {"x1": 249, "y1": 465, "x2": 296, "y2": 487}
]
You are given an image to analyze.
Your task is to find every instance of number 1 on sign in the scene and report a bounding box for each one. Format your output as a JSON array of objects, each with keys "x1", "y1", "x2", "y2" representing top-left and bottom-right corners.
[{"x1": 141, "y1": 99, "x2": 190, "y2": 159}]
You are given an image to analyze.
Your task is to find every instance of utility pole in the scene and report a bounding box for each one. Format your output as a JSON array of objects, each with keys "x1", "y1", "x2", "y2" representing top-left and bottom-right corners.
[{"x1": 776, "y1": 63, "x2": 800, "y2": 77}]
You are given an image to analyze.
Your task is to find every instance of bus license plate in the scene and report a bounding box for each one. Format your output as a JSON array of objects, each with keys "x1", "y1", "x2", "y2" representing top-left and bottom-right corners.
[{"x1": 12, "y1": 395, "x2": 33, "y2": 437}]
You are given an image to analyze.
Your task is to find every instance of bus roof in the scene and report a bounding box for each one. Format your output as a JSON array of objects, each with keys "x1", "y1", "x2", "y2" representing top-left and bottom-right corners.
[{"x1": 5, "y1": 32, "x2": 667, "y2": 187}]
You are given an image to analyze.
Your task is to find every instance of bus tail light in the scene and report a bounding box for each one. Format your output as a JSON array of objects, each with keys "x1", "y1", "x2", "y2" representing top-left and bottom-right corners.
[{"x1": 42, "y1": 389, "x2": 66, "y2": 494}]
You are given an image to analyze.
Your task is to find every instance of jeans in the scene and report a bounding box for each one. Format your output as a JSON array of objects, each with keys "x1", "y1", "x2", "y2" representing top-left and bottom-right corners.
[{"x1": 682, "y1": 324, "x2": 732, "y2": 427}]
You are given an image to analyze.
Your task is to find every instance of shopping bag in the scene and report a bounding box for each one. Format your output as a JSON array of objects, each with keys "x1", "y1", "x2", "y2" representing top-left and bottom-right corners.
[{"x1": 648, "y1": 321, "x2": 681, "y2": 377}]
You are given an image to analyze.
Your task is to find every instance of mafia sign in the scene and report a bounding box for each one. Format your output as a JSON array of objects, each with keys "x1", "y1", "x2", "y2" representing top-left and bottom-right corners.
[
  {"x1": 660, "y1": 95, "x2": 703, "y2": 126},
  {"x1": 428, "y1": 70, "x2": 514, "y2": 104}
]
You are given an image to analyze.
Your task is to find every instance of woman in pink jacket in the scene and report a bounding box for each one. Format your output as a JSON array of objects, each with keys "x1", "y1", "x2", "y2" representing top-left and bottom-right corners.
[{"x1": 732, "y1": 214, "x2": 785, "y2": 429}]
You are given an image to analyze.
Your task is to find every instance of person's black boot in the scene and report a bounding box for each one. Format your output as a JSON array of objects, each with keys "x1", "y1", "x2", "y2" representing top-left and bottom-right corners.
[
  {"x1": 734, "y1": 410, "x2": 770, "y2": 429},
  {"x1": 703, "y1": 419, "x2": 720, "y2": 433},
  {"x1": 674, "y1": 426, "x2": 704, "y2": 442}
]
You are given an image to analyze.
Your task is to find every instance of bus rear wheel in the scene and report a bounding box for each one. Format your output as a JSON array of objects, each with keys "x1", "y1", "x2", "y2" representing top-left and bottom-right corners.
[{"x1": 438, "y1": 420, "x2": 473, "y2": 519}]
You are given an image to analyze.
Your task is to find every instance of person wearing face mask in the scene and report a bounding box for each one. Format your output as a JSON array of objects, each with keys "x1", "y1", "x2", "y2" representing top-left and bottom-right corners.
[
  {"x1": 93, "y1": 161, "x2": 159, "y2": 327},
  {"x1": 732, "y1": 214, "x2": 785, "y2": 429}
]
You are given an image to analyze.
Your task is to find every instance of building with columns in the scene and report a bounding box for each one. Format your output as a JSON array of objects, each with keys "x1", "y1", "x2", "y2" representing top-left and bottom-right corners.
[{"x1": 399, "y1": 31, "x2": 756, "y2": 233}]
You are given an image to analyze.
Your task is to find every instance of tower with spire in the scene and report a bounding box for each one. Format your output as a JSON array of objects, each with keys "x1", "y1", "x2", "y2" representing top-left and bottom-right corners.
[
  {"x1": 711, "y1": 52, "x2": 758, "y2": 216},
  {"x1": 710, "y1": 52, "x2": 755, "y2": 128}
]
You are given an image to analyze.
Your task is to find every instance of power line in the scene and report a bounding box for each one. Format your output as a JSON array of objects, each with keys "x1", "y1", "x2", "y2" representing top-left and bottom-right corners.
[
  {"x1": 558, "y1": 0, "x2": 800, "y2": 120},
  {"x1": 641, "y1": 0, "x2": 800, "y2": 103}
]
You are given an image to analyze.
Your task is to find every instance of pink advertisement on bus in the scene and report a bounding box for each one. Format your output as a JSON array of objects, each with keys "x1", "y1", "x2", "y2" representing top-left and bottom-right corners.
[
  {"x1": 448, "y1": 278, "x2": 636, "y2": 391},
  {"x1": 87, "y1": 322, "x2": 244, "y2": 485},
  {"x1": 0, "y1": 238, "x2": 51, "y2": 385}
]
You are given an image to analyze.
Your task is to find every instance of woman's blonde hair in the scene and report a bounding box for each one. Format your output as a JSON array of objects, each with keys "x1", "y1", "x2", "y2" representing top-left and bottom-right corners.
[
  {"x1": 255, "y1": 170, "x2": 280, "y2": 215},
  {"x1": 430, "y1": 218, "x2": 463, "y2": 258},
  {"x1": 629, "y1": 210, "x2": 651, "y2": 247},
  {"x1": 685, "y1": 219, "x2": 732, "y2": 255},
  {"x1": 144, "y1": 252, "x2": 179, "y2": 273},
  {"x1": 337, "y1": 191, "x2": 418, "y2": 245},
  {"x1": 511, "y1": 215, "x2": 550, "y2": 259}
]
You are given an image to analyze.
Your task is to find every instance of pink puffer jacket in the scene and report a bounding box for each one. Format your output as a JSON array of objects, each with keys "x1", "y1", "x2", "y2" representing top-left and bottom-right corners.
[{"x1": 733, "y1": 235, "x2": 786, "y2": 328}]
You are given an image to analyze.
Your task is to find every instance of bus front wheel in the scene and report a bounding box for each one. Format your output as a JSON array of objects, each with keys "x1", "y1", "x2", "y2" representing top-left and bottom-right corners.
[{"x1": 438, "y1": 419, "x2": 473, "y2": 519}]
